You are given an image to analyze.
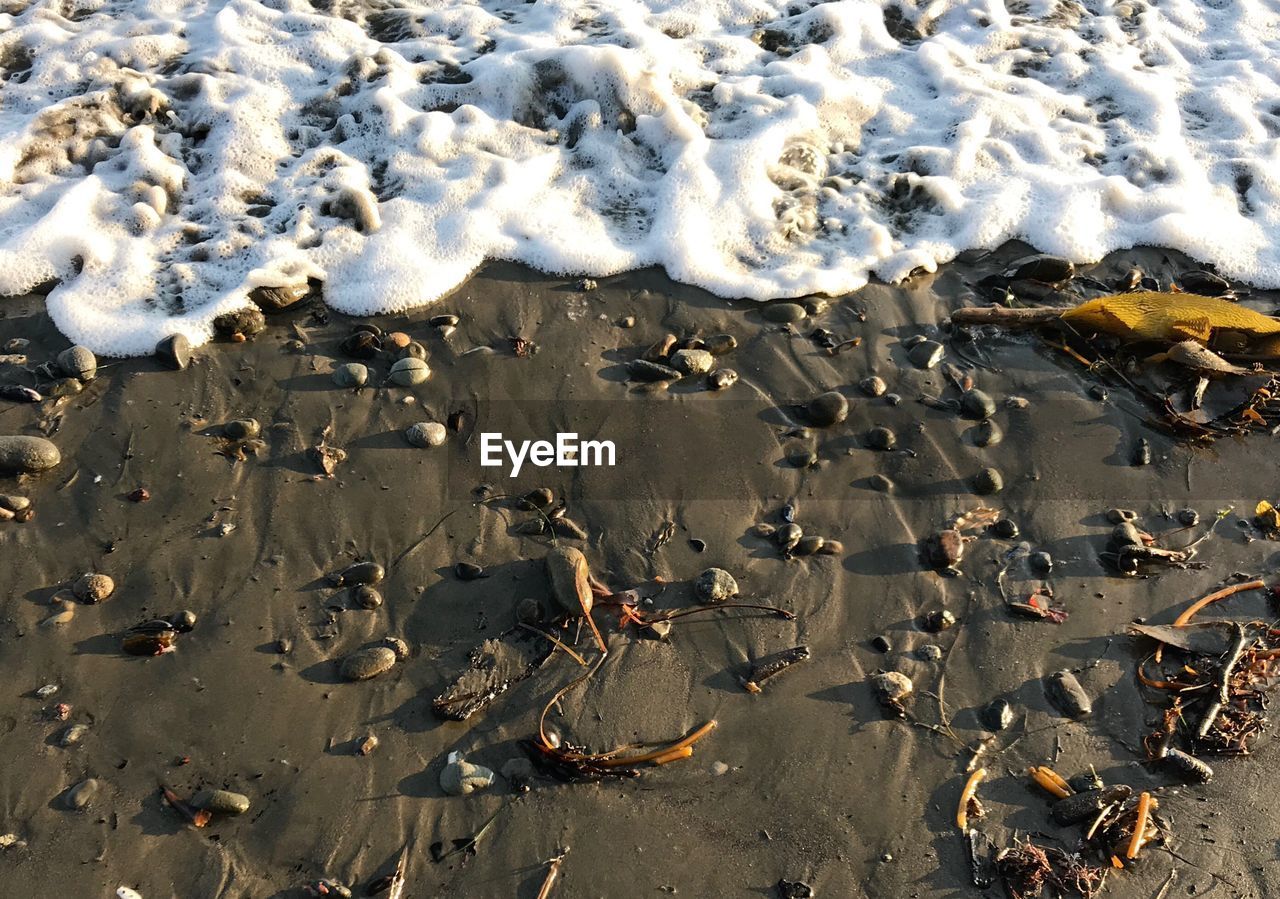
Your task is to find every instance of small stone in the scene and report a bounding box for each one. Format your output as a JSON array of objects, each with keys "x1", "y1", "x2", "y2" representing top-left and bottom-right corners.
[
  {"x1": 440, "y1": 751, "x2": 495, "y2": 796},
  {"x1": 340, "y1": 646, "x2": 398, "y2": 681},
  {"x1": 792, "y1": 535, "x2": 824, "y2": 556},
  {"x1": 332, "y1": 363, "x2": 368, "y2": 388},
  {"x1": 400, "y1": 341, "x2": 429, "y2": 361},
  {"x1": 41, "y1": 605, "x2": 75, "y2": 627},
  {"x1": 884, "y1": 393, "x2": 902, "y2": 406},
  {"x1": 552, "y1": 518, "x2": 588, "y2": 540},
  {"x1": 972, "y1": 419, "x2": 1003, "y2": 447},
  {"x1": 695, "y1": 568, "x2": 738, "y2": 603},
  {"x1": 645, "y1": 334, "x2": 678, "y2": 362},
  {"x1": 430, "y1": 314, "x2": 460, "y2": 328},
  {"x1": 577, "y1": 278, "x2": 597, "y2": 291},
  {"x1": 762, "y1": 302, "x2": 807, "y2": 323},
  {"x1": 807, "y1": 391, "x2": 848, "y2": 427},
  {"x1": 816, "y1": 539, "x2": 843, "y2": 555},
  {"x1": 191, "y1": 789, "x2": 251, "y2": 816},
  {"x1": 870, "y1": 635, "x2": 893, "y2": 653},
  {"x1": 405, "y1": 421, "x2": 447, "y2": 448},
  {"x1": 868, "y1": 473, "x2": 894, "y2": 492},
  {"x1": 35, "y1": 683, "x2": 59, "y2": 699},
  {"x1": 972, "y1": 467, "x2": 1003, "y2": 495},
  {"x1": 275, "y1": 637, "x2": 293, "y2": 654},
  {"x1": 708, "y1": 369, "x2": 738, "y2": 390},
  {"x1": 1131, "y1": 437, "x2": 1151, "y2": 467},
  {"x1": 339, "y1": 330, "x2": 381, "y2": 359},
  {"x1": 382, "y1": 637, "x2": 410, "y2": 661},
  {"x1": 866, "y1": 426, "x2": 896, "y2": 451},
  {"x1": 787, "y1": 447, "x2": 816, "y2": 468},
  {"x1": 646, "y1": 619, "x2": 673, "y2": 640},
  {"x1": 1088, "y1": 384, "x2": 1108, "y2": 401},
  {"x1": 992, "y1": 518, "x2": 1019, "y2": 539},
  {"x1": 751, "y1": 522, "x2": 776, "y2": 539},
  {"x1": 170, "y1": 610, "x2": 197, "y2": 632},
  {"x1": 0, "y1": 495, "x2": 31, "y2": 512},
  {"x1": 870, "y1": 671, "x2": 914, "y2": 705},
  {"x1": 710, "y1": 761, "x2": 730, "y2": 776},
  {"x1": 982, "y1": 698, "x2": 1014, "y2": 732},
  {"x1": 1006, "y1": 254, "x2": 1074, "y2": 284},
  {"x1": 960, "y1": 389, "x2": 996, "y2": 420},
  {"x1": 1046, "y1": 669, "x2": 1092, "y2": 718},
  {"x1": 72, "y1": 573, "x2": 115, "y2": 604},
  {"x1": 127, "y1": 487, "x2": 151, "y2": 503},
  {"x1": 156, "y1": 333, "x2": 191, "y2": 370},
  {"x1": 517, "y1": 488, "x2": 555, "y2": 510},
  {"x1": 860, "y1": 376, "x2": 886, "y2": 397},
  {"x1": 223, "y1": 418, "x2": 260, "y2": 441},
  {"x1": 501, "y1": 757, "x2": 535, "y2": 787},
  {"x1": 357, "y1": 732, "x2": 380, "y2": 756},
  {"x1": 775, "y1": 522, "x2": 803, "y2": 554},
  {"x1": 1178, "y1": 508, "x2": 1199, "y2": 527},
  {"x1": 454, "y1": 561, "x2": 487, "y2": 580},
  {"x1": 921, "y1": 609, "x2": 956, "y2": 632},
  {"x1": 64, "y1": 778, "x2": 100, "y2": 810},
  {"x1": 389, "y1": 357, "x2": 431, "y2": 386},
  {"x1": 57, "y1": 346, "x2": 97, "y2": 381},
  {"x1": 1029, "y1": 551, "x2": 1053, "y2": 575},
  {"x1": 703, "y1": 334, "x2": 738, "y2": 356},
  {"x1": 213, "y1": 307, "x2": 266, "y2": 341},
  {"x1": 249, "y1": 284, "x2": 310, "y2": 312},
  {"x1": 629, "y1": 359, "x2": 682, "y2": 382},
  {"x1": 671, "y1": 348, "x2": 714, "y2": 375},
  {"x1": 1107, "y1": 508, "x2": 1139, "y2": 523},
  {"x1": 352, "y1": 585, "x2": 382, "y2": 609},
  {"x1": 917, "y1": 644, "x2": 943, "y2": 662},
  {"x1": 1111, "y1": 522, "x2": 1145, "y2": 548},
  {"x1": 0, "y1": 436, "x2": 61, "y2": 473},
  {"x1": 907, "y1": 340, "x2": 944, "y2": 369},
  {"x1": 618, "y1": 316, "x2": 636, "y2": 329},
  {"x1": 515, "y1": 598, "x2": 545, "y2": 624},
  {"x1": 60, "y1": 723, "x2": 89, "y2": 746},
  {"x1": 331, "y1": 561, "x2": 384, "y2": 587}
]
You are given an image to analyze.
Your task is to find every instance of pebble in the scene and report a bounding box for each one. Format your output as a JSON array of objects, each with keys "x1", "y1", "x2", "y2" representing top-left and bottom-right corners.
[
  {"x1": 629, "y1": 359, "x2": 682, "y2": 382},
  {"x1": 751, "y1": 522, "x2": 776, "y2": 539},
  {"x1": 1107, "y1": 508, "x2": 1139, "y2": 523},
  {"x1": 907, "y1": 340, "x2": 944, "y2": 369},
  {"x1": 515, "y1": 598, "x2": 544, "y2": 624},
  {"x1": 1178, "y1": 269, "x2": 1230, "y2": 295},
  {"x1": 214, "y1": 307, "x2": 266, "y2": 340},
  {"x1": 917, "y1": 644, "x2": 943, "y2": 662},
  {"x1": 1046, "y1": 669, "x2": 1092, "y2": 718},
  {"x1": 884, "y1": 393, "x2": 902, "y2": 406},
  {"x1": 401, "y1": 341, "x2": 429, "y2": 361},
  {"x1": 35, "y1": 683, "x2": 58, "y2": 699},
  {"x1": 816, "y1": 539, "x2": 843, "y2": 555},
  {"x1": 866, "y1": 426, "x2": 896, "y2": 451},
  {"x1": 64, "y1": 778, "x2": 100, "y2": 810},
  {"x1": 1178, "y1": 508, "x2": 1199, "y2": 526},
  {"x1": 868, "y1": 473, "x2": 894, "y2": 492},
  {"x1": 982, "y1": 698, "x2": 1014, "y2": 732},
  {"x1": 781, "y1": 503, "x2": 797, "y2": 523},
  {"x1": 807, "y1": 391, "x2": 848, "y2": 427},
  {"x1": 405, "y1": 421, "x2": 447, "y2": 448},
  {"x1": 385, "y1": 331, "x2": 411, "y2": 350},
  {"x1": 645, "y1": 334, "x2": 678, "y2": 361},
  {"x1": 708, "y1": 368, "x2": 738, "y2": 390},
  {"x1": 870, "y1": 671, "x2": 914, "y2": 705},
  {"x1": 1131, "y1": 437, "x2": 1151, "y2": 466},
  {"x1": 383, "y1": 636, "x2": 410, "y2": 661},
  {"x1": 992, "y1": 518, "x2": 1019, "y2": 539},
  {"x1": 454, "y1": 561, "x2": 487, "y2": 580},
  {"x1": 357, "y1": 732, "x2": 380, "y2": 756},
  {"x1": 440, "y1": 751, "x2": 495, "y2": 796},
  {"x1": 0, "y1": 494, "x2": 31, "y2": 512},
  {"x1": 960, "y1": 389, "x2": 996, "y2": 420},
  {"x1": 249, "y1": 284, "x2": 310, "y2": 311},
  {"x1": 389, "y1": 357, "x2": 430, "y2": 386},
  {"x1": 352, "y1": 585, "x2": 382, "y2": 609},
  {"x1": 922, "y1": 609, "x2": 956, "y2": 632},
  {"x1": 340, "y1": 646, "x2": 398, "y2": 681},
  {"x1": 1007, "y1": 254, "x2": 1074, "y2": 284},
  {"x1": 793, "y1": 535, "x2": 825, "y2": 556},
  {"x1": 860, "y1": 376, "x2": 886, "y2": 397},
  {"x1": 332, "y1": 363, "x2": 368, "y2": 388},
  {"x1": 972, "y1": 419, "x2": 1003, "y2": 447},
  {"x1": 517, "y1": 487, "x2": 554, "y2": 510},
  {"x1": 192, "y1": 788, "x2": 251, "y2": 815},
  {"x1": 1111, "y1": 522, "x2": 1144, "y2": 548},
  {"x1": 60, "y1": 723, "x2": 89, "y2": 746},
  {"x1": 695, "y1": 568, "x2": 738, "y2": 603},
  {"x1": 972, "y1": 467, "x2": 1003, "y2": 495},
  {"x1": 170, "y1": 610, "x2": 197, "y2": 632},
  {"x1": 41, "y1": 602, "x2": 75, "y2": 627},
  {"x1": 787, "y1": 447, "x2": 815, "y2": 468},
  {"x1": 430, "y1": 314, "x2": 459, "y2": 328},
  {"x1": 57, "y1": 346, "x2": 97, "y2": 381},
  {"x1": 72, "y1": 572, "x2": 115, "y2": 604},
  {"x1": 870, "y1": 635, "x2": 892, "y2": 653},
  {"x1": 671, "y1": 348, "x2": 714, "y2": 375},
  {"x1": 501, "y1": 757, "x2": 535, "y2": 788},
  {"x1": 0, "y1": 436, "x2": 61, "y2": 473},
  {"x1": 340, "y1": 330, "x2": 381, "y2": 358},
  {"x1": 223, "y1": 418, "x2": 260, "y2": 441},
  {"x1": 618, "y1": 315, "x2": 636, "y2": 329},
  {"x1": 704, "y1": 334, "x2": 737, "y2": 356},
  {"x1": 1029, "y1": 551, "x2": 1053, "y2": 576},
  {"x1": 331, "y1": 561, "x2": 384, "y2": 586},
  {"x1": 775, "y1": 523, "x2": 803, "y2": 554},
  {"x1": 762, "y1": 302, "x2": 807, "y2": 323},
  {"x1": 117, "y1": 889, "x2": 143, "y2": 899}
]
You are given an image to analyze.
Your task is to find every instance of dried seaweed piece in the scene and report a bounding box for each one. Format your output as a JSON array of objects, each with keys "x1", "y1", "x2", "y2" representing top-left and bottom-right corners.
[{"x1": 432, "y1": 629, "x2": 555, "y2": 721}]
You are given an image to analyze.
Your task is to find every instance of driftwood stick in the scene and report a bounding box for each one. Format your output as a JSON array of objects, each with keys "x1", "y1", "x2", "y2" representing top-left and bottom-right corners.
[{"x1": 950, "y1": 306, "x2": 1064, "y2": 328}]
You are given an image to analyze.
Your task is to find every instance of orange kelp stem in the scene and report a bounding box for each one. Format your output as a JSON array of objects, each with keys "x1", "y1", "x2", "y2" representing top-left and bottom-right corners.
[
  {"x1": 1126, "y1": 792, "x2": 1152, "y2": 860},
  {"x1": 1155, "y1": 580, "x2": 1265, "y2": 663},
  {"x1": 956, "y1": 768, "x2": 986, "y2": 830},
  {"x1": 1028, "y1": 765, "x2": 1071, "y2": 799},
  {"x1": 596, "y1": 720, "x2": 718, "y2": 768}
]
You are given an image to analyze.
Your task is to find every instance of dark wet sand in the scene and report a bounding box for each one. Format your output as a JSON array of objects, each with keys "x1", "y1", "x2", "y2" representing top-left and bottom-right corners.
[{"x1": 2, "y1": 244, "x2": 1279, "y2": 898}]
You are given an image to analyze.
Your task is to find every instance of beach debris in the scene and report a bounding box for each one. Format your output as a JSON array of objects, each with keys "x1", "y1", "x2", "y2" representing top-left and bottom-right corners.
[
  {"x1": 57, "y1": 345, "x2": 97, "y2": 381},
  {"x1": 117, "y1": 888, "x2": 143, "y2": 899},
  {"x1": 694, "y1": 567, "x2": 738, "y2": 603},
  {"x1": 440, "y1": 751, "x2": 495, "y2": 796},
  {"x1": 357, "y1": 732, "x2": 379, "y2": 756},
  {"x1": 994, "y1": 839, "x2": 1106, "y2": 899},
  {"x1": 955, "y1": 767, "x2": 986, "y2": 829},
  {"x1": 805, "y1": 390, "x2": 848, "y2": 426},
  {"x1": 309, "y1": 429, "x2": 347, "y2": 478},
  {"x1": 544, "y1": 546, "x2": 607, "y2": 652},
  {"x1": 160, "y1": 785, "x2": 211, "y2": 827},
  {"x1": 122, "y1": 619, "x2": 179, "y2": 656},
  {"x1": 965, "y1": 829, "x2": 997, "y2": 888},
  {"x1": 213, "y1": 307, "x2": 266, "y2": 342},
  {"x1": 742, "y1": 645, "x2": 809, "y2": 693},
  {"x1": 0, "y1": 435, "x2": 61, "y2": 473},
  {"x1": 155, "y1": 334, "x2": 191, "y2": 369},
  {"x1": 922, "y1": 506, "x2": 1000, "y2": 574},
  {"x1": 775, "y1": 880, "x2": 814, "y2": 899},
  {"x1": 306, "y1": 880, "x2": 352, "y2": 897},
  {"x1": 191, "y1": 788, "x2": 251, "y2": 816},
  {"x1": 869, "y1": 670, "x2": 914, "y2": 717},
  {"x1": 389, "y1": 357, "x2": 430, "y2": 386},
  {"x1": 127, "y1": 487, "x2": 151, "y2": 502},
  {"x1": 72, "y1": 572, "x2": 115, "y2": 603},
  {"x1": 405, "y1": 421, "x2": 447, "y2": 448},
  {"x1": 535, "y1": 849, "x2": 568, "y2": 899},
  {"x1": 0, "y1": 384, "x2": 42, "y2": 403},
  {"x1": 329, "y1": 560, "x2": 383, "y2": 587},
  {"x1": 332, "y1": 362, "x2": 368, "y2": 388},
  {"x1": 340, "y1": 645, "x2": 398, "y2": 681},
  {"x1": 367, "y1": 847, "x2": 409, "y2": 899},
  {"x1": 433, "y1": 628, "x2": 556, "y2": 720},
  {"x1": 1045, "y1": 669, "x2": 1092, "y2": 718}
]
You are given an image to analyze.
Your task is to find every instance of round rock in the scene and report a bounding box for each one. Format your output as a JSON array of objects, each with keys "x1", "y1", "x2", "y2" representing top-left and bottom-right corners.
[
  {"x1": 352, "y1": 585, "x2": 383, "y2": 609},
  {"x1": 405, "y1": 421, "x2": 447, "y2": 448},
  {"x1": 973, "y1": 467, "x2": 1003, "y2": 495},
  {"x1": 332, "y1": 363, "x2": 368, "y2": 388},
  {"x1": 340, "y1": 646, "x2": 397, "y2": 681},
  {"x1": 389, "y1": 357, "x2": 431, "y2": 386},
  {"x1": 224, "y1": 418, "x2": 260, "y2": 441},
  {"x1": 708, "y1": 369, "x2": 738, "y2": 390},
  {"x1": 192, "y1": 788, "x2": 251, "y2": 815},
  {"x1": 972, "y1": 420, "x2": 1003, "y2": 447},
  {"x1": 866, "y1": 426, "x2": 896, "y2": 451},
  {"x1": 73, "y1": 573, "x2": 115, "y2": 604},
  {"x1": 960, "y1": 389, "x2": 996, "y2": 420},
  {"x1": 762, "y1": 302, "x2": 807, "y2": 323},
  {"x1": 0, "y1": 436, "x2": 61, "y2": 473},
  {"x1": 907, "y1": 340, "x2": 944, "y2": 369},
  {"x1": 671, "y1": 348, "x2": 714, "y2": 376},
  {"x1": 807, "y1": 391, "x2": 848, "y2": 427},
  {"x1": 64, "y1": 778, "x2": 100, "y2": 810},
  {"x1": 694, "y1": 568, "x2": 738, "y2": 603},
  {"x1": 860, "y1": 376, "x2": 886, "y2": 397},
  {"x1": 155, "y1": 334, "x2": 191, "y2": 370},
  {"x1": 57, "y1": 346, "x2": 97, "y2": 381}
]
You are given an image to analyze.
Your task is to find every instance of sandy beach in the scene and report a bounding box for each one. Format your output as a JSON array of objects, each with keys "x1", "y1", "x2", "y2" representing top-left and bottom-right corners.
[{"x1": 3, "y1": 243, "x2": 1280, "y2": 897}]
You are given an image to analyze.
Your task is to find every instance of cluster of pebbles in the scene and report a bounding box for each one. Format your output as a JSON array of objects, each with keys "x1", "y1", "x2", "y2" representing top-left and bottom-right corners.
[{"x1": 627, "y1": 330, "x2": 738, "y2": 389}]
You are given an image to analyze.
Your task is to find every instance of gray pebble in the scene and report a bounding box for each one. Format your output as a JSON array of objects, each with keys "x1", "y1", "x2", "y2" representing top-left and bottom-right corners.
[
  {"x1": 340, "y1": 646, "x2": 398, "y2": 681},
  {"x1": 1111, "y1": 522, "x2": 1145, "y2": 548},
  {"x1": 972, "y1": 467, "x2": 1003, "y2": 495},
  {"x1": 64, "y1": 778, "x2": 100, "y2": 810},
  {"x1": 192, "y1": 788, "x2": 251, "y2": 815},
  {"x1": 671, "y1": 348, "x2": 714, "y2": 375},
  {"x1": 440, "y1": 751, "x2": 495, "y2": 796},
  {"x1": 352, "y1": 585, "x2": 382, "y2": 609},
  {"x1": 331, "y1": 561, "x2": 384, "y2": 586},
  {"x1": 629, "y1": 359, "x2": 682, "y2": 382},
  {"x1": 332, "y1": 363, "x2": 368, "y2": 388},
  {"x1": 960, "y1": 389, "x2": 996, "y2": 420},
  {"x1": 155, "y1": 334, "x2": 191, "y2": 370},
  {"x1": 762, "y1": 302, "x2": 807, "y2": 323},
  {"x1": 972, "y1": 419, "x2": 1003, "y2": 447},
  {"x1": 787, "y1": 447, "x2": 816, "y2": 468},
  {"x1": 0, "y1": 436, "x2": 61, "y2": 473},
  {"x1": 884, "y1": 393, "x2": 902, "y2": 406},
  {"x1": 389, "y1": 357, "x2": 431, "y2": 386},
  {"x1": 870, "y1": 671, "x2": 914, "y2": 706},
  {"x1": 224, "y1": 418, "x2": 260, "y2": 441},
  {"x1": 907, "y1": 340, "x2": 944, "y2": 369},
  {"x1": 405, "y1": 421, "x2": 447, "y2": 448},
  {"x1": 708, "y1": 369, "x2": 738, "y2": 390},
  {"x1": 868, "y1": 473, "x2": 894, "y2": 492},
  {"x1": 695, "y1": 567, "x2": 738, "y2": 603},
  {"x1": 1029, "y1": 551, "x2": 1053, "y2": 575},
  {"x1": 703, "y1": 334, "x2": 737, "y2": 356},
  {"x1": 866, "y1": 426, "x2": 896, "y2": 451},
  {"x1": 860, "y1": 376, "x2": 886, "y2": 397},
  {"x1": 60, "y1": 724, "x2": 89, "y2": 746},
  {"x1": 0, "y1": 494, "x2": 31, "y2": 512},
  {"x1": 807, "y1": 391, "x2": 848, "y2": 427},
  {"x1": 917, "y1": 644, "x2": 943, "y2": 662},
  {"x1": 1046, "y1": 669, "x2": 1092, "y2": 718},
  {"x1": 57, "y1": 346, "x2": 97, "y2": 381}
]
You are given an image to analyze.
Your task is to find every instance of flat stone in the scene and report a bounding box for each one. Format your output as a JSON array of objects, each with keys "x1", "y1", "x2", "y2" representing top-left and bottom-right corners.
[
  {"x1": 340, "y1": 646, "x2": 397, "y2": 681},
  {"x1": 389, "y1": 357, "x2": 431, "y2": 386},
  {"x1": 192, "y1": 788, "x2": 251, "y2": 815},
  {"x1": 0, "y1": 436, "x2": 61, "y2": 473},
  {"x1": 155, "y1": 334, "x2": 191, "y2": 370}
]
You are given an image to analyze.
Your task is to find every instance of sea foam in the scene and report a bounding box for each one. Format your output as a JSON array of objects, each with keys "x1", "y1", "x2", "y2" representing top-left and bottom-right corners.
[{"x1": 1, "y1": 0, "x2": 1279, "y2": 354}]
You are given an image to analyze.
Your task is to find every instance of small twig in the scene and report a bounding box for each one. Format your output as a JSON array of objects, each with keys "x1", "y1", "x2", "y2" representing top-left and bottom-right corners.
[
  {"x1": 517, "y1": 623, "x2": 587, "y2": 668},
  {"x1": 536, "y1": 849, "x2": 569, "y2": 899}
]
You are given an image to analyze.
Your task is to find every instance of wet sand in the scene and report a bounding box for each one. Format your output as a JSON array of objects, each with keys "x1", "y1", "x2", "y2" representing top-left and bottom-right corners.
[{"x1": 2, "y1": 244, "x2": 1279, "y2": 897}]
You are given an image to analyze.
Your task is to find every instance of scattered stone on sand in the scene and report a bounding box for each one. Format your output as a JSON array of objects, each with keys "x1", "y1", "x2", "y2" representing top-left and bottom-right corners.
[
  {"x1": 868, "y1": 474, "x2": 894, "y2": 492},
  {"x1": 993, "y1": 518, "x2": 1019, "y2": 539},
  {"x1": 64, "y1": 778, "x2": 100, "y2": 810},
  {"x1": 1029, "y1": 551, "x2": 1053, "y2": 576},
  {"x1": 775, "y1": 523, "x2": 803, "y2": 554},
  {"x1": 787, "y1": 447, "x2": 815, "y2": 468},
  {"x1": 60, "y1": 723, "x2": 89, "y2": 746},
  {"x1": 917, "y1": 644, "x2": 943, "y2": 661},
  {"x1": 629, "y1": 359, "x2": 682, "y2": 382},
  {"x1": 1006, "y1": 253, "x2": 1074, "y2": 284},
  {"x1": 751, "y1": 522, "x2": 776, "y2": 539},
  {"x1": 793, "y1": 535, "x2": 825, "y2": 556},
  {"x1": 866, "y1": 426, "x2": 896, "y2": 451},
  {"x1": 357, "y1": 732, "x2": 379, "y2": 756},
  {"x1": 454, "y1": 561, "x2": 487, "y2": 580},
  {"x1": 1177, "y1": 508, "x2": 1199, "y2": 526},
  {"x1": 960, "y1": 389, "x2": 996, "y2": 420},
  {"x1": 330, "y1": 561, "x2": 384, "y2": 587},
  {"x1": 907, "y1": 340, "x2": 944, "y2": 369},
  {"x1": 671, "y1": 348, "x2": 714, "y2": 375},
  {"x1": 405, "y1": 421, "x2": 447, "y2": 448},
  {"x1": 0, "y1": 436, "x2": 61, "y2": 473},
  {"x1": 1131, "y1": 437, "x2": 1152, "y2": 466},
  {"x1": 972, "y1": 467, "x2": 1003, "y2": 495},
  {"x1": 618, "y1": 315, "x2": 636, "y2": 329},
  {"x1": 807, "y1": 390, "x2": 848, "y2": 427},
  {"x1": 870, "y1": 635, "x2": 892, "y2": 653},
  {"x1": 213, "y1": 307, "x2": 267, "y2": 341},
  {"x1": 1046, "y1": 669, "x2": 1092, "y2": 718},
  {"x1": 340, "y1": 329, "x2": 381, "y2": 358},
  {"x1": 1107, "y1": 508, "x2": 1139, "y2": 524},
  {"x1": 249, "y1": 284, "x2": 310, "y2": 312},
  {"x1": 401, "y1": 341, "x2": 429, "y2": 361},
  {"x1": 860, "y1": 376, "x2": 886, "y2": 397},
  {"x1": 982, "y1": 698, "x2": 1015, "y2": 732},
  {"x1": 708, "y1": 368, "x2": 738, "y2": 390},
  {"x1": 382, "y1": 637, "x2": 410, "y2": 661},
  {"x1": 704, "y1": 334, "x2": 738, "y2": 355},
  {"x1": 552, "y1": 517, "x2": 588, "y2": 540},
  {"x1": 192, "y1": 788, "x2": 251, "y2": 816},
  {"x1": 127, "y1": 487, "x2": 151, "y2": 503},
  {"x1": 170, "y1": 610, "x2": 197, "y2": 632},
  {"x1": 440, "y1": 751, "x2": 495, "y2": 796},
  {"x1": 870, "y1": 671, "x2": 914, "y2": 707},
  {"x1": 384, "y1": 331, "x2": 411, "y2": 350},
  {"x1": 695, "y1": 567, "x2": 738, "y2": 603},
  {"x1": 72, "y1": 573, "x2": 115, "y2": 604},
  {"x1": 352, "y1": 585, "x2": 382, "y2": 609},
  {"x1": 340, "y1": 646, "x2": 398, "y2": 681},
  {"x1": 155, "y1": 334, "x2": 191, "y2": 369},
  {"x1": 41, "y1": 603, "x2": 74, "y2": 628},
  {"x1": 545, "y1": 546, "x2": 591, "y2": 616},
  {"x1": 762, "y1": 302, "x2": 807, "y2": 323},
  {"x1": 972, "y1": 419, "x2": 1002, "y2": 447},
  {"x1": 390, "y1": 357, "x2": 430, "y2": 386},
  {"x1": 223, "y1": 419, "x2": 260, "y2": 441},
  {"x1": 57, "y1": 345, "x2": 97, "y2": 381},
  {"x1": 922, "y1": 609, "x2": 956, "y2": 632},
  {"x1": 645, "y1": 334, "x2": 678, "y2": 362},
  {"x1": 332, "y1": 362, "x2": 368, "y2": 388}
]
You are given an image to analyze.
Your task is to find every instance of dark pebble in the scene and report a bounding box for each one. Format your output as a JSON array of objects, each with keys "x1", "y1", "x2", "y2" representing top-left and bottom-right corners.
[
  {"x1": 992, "y1": 518, "x2": 1019, "y2": 539},
  {"x1": 352, "y1": 585, "x2": 382, "y2": 609},
  {"x1": 703, "y1": 334, "x2": 737, "y2": 356},
  {"x1": 972, "y1": 419, "x2": 1002, "y2": 447},
  {"x1": 1006, "y1": 253, "x2": 1074, "y2": 284},
  {"x1": 1131, "y1": 437, "x2": 1151, "y2": 466},
  {"x1": 1178, "y1": 269, "x2": 1230, "y2": 295},
  {"x1": 960, "y1": 389, "x2": 996, "y2": 420},
  {"x1": 921, "y1": 609, "x2": 956, "y2": 632},
  {"x1": 1088, "y1": 384, "x2": 1108, "y2": 401},
  {"x1": 762, "y1": 302, "x2": 807, "y2": 323},
  {"x1": 1046, "y1": 669, "x2": 1092, "y2": 718},
  {"x1": 870, "y1": 635, "x2": 893, "y2": 653},
  {"x1": 884, "y1": 393, "x2": 902, "y2": 406},
  {"x1": 1177, "y1": 508, "x2": 1199, "y2": 526},
  {"x1": 708, "y1": 368, "x2": 738, "y2": 390},
  {"x1": 860, "y1": 376, "x2": 886, "y2": 397},
  {"x1": 806, "y1": 391, "x2": 848, "y2": 427},
  {"x1": 223, "y1": 419, "x2": 260, "y2": 441},
  {"x1": 1068, "y1": 771, "x2": 1104, "y2": 793},
  {"x1": 169, "y1": 610, "x2": 197, "y2": 633},
  {"x1": 454, "y1": 561, "x2": 487, "y2": 581},
  {"x1": 868, "y1": 473, "x2": 894, "y2": 492},
  {"x1": 781, "y1": 503, "x2": 797, "y2": 523},
  {"x1": 907, "y1": 340, "x2": 944, "y2": 369},
  {"x1": 793, "y1": 535, "x2": 824, "y2": 556},
  {"x1": 1028, "y1": 551, "x2": 1053, "y2": 576},
  {"x1": 866, "y1": 426, "x2": 896, "y2": 451},
  {"x1": 629, "y1": 359, "x2": 682, "y2": 382},
  {"x1": 213, "y1": 307, "x2": 266, "y2": 340},
  {"x1": 331, "y1": 561, "x2": 384, "y2": 587},
  {"x1": 787, "y1": 447, "x2": 816, "y2": 468},
  {"x1": 430, "y1": 314, "x2": 459, "y2": 328},
  {"x1": 972, "y1": 467, "x2": 1003, "y2": 495},
  {"x1": 155, "y1": 334, "x2": 191, "y2": 370},
  {"x1": 981, "y1": 698, "x2": 1014, "y2": 732}
]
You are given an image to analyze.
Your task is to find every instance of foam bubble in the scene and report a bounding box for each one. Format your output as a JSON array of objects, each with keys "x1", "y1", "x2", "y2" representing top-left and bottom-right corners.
[{"x1": 2, "y1": 0, "x2": 1280, "y2": 355}]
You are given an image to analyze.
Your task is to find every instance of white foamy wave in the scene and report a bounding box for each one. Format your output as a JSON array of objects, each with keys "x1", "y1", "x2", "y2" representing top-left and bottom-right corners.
[{"x1": 1, "y1": 0, "x2": 1279, "y2": 354}]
